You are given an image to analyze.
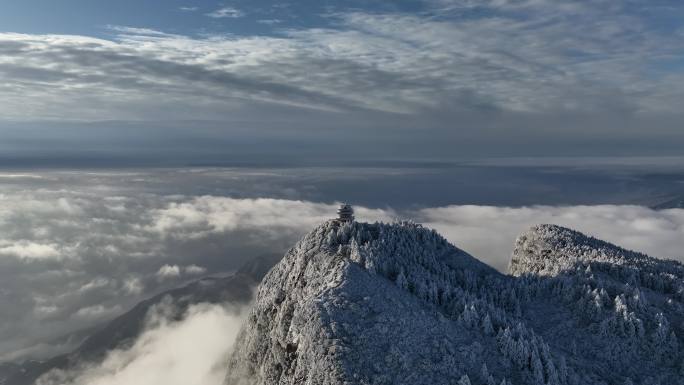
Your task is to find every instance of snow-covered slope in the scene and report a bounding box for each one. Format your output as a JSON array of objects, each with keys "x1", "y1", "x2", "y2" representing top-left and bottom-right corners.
[
  {"x1": 510, "y1": 223, "x2": 683, "y2": 279},
  {"x1": 226, "y1": 221, "x2": 684, "y2": 385},
  {"x1": 510, "y1": 224, "x2": 684, "y2": 383},
  {"x1": 225, "y1": 220, "x2": 502, "y2": 385}
]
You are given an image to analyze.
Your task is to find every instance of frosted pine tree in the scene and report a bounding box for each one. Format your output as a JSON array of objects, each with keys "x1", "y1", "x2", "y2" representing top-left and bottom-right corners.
[{"x1": 457, "y1": 374, "x2": 472, "y2": 385}]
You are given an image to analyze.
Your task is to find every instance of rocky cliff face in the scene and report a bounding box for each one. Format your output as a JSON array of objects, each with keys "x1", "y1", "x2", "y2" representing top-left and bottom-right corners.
[{"x1": 226, "y1": 221, "x2": 684, "y2": 385}]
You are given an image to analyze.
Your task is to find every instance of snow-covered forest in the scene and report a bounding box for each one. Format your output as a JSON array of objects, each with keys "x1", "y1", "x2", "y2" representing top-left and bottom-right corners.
[{"x1": 227, "y1": 220, "x2": 684, "y2": 385}]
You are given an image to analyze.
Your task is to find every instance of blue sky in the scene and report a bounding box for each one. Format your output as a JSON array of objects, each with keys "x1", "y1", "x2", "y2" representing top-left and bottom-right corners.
[
  {"x1": 1, "y1": 0, "x2": 683, "y2": 164},
  {"x1": 0, "y1": 0, "x2": 425, "y2": 37}
]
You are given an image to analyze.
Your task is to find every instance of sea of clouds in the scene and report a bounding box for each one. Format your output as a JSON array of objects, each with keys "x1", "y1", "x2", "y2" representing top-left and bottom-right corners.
[
  {"x1": 36, "y1": 300, "x2": 247, "y2": 385},
  {"x1": 0, "y1": 169, "x2": 682, "y2": 384}
]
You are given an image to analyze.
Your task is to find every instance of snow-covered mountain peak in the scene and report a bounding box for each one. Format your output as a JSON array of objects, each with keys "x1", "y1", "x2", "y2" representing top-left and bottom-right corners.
[
  {"x1": 511, "y1": 224, "x2": 662, "y2": 277},
  {"x1": 224, "y1": 220, "x2": 503, "y2": 385},
  {"x1": 288, "y1": 219, "x2": 497, "y2": 279},
  {"x1": 511, "y1": 224, "x2": 684, "y2": 300},
  {"x1": 226, "y1": 221, "x2": 684, "y2": 385}
]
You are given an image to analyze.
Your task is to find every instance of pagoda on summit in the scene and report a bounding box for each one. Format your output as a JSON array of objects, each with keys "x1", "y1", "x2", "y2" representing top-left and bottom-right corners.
[{"x1": 336, "y1": 203, "x2": 354, "y2": 223}]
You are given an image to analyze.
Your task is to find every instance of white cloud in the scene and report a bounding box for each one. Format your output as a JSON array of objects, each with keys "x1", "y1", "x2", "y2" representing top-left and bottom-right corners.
[
  {"x1": 207, "y1": 6, "x2": 244, "y2": 18},
  {"x1": 257, "y1": 19, "x2": 282, "y2": 25},
  {"x1": 148, "y1": 196, "x2": 394, "y2": 239},
  {"x1": 0, "y1": 240, "x2": 62, "y2": 260},
  {"x1": 34, "y1": 304, "x2": 59, "y2": 318},
  {"x1": 156, "y1": 264, "x2": 182, "y2": 279},
  {"x1": 185, "y1": 265, "x2": 207, "y2": 275},
  {"x1": 0, "y1": 174, "x2": 45, "y2": 179},
  {"x1": 106, "y1": 25, "x2": 175, "y2": 37},
  {"x1": 123, "y1": 277, "x2": 145, "y2": 295},
  {"x1": 0, "y1": 3, "x2": 682, "y2": 123},
  {"x1": 38, "y1": 302, "x2": 246, "y2": 385},
  {"x1": 72, "y1": 304, "x2": 123, "y2": 322},
  {"x1": 155, "y1": 264, "x2": 205, "y2": 279},
  {"x1": 78, "y1": 277, "x2": 112, "y2": 293}
]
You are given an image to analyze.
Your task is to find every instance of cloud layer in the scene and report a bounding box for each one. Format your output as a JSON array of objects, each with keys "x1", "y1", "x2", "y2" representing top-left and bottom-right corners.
[
  {"x1": 37, "y1": 301, "x2": 246, "y2": 385},
  {"x1": 1, "y1": 2, "x2": 683, "y2": 164},
  {"x1": 0, "y1": 170, "x2": 395, "y2": 361},
  {"x1": 1, "y1": 1, "x2": 683, "y2": 144},
  {"x1": 0, "y1": 168, "x2": 682, "y2": 363}
]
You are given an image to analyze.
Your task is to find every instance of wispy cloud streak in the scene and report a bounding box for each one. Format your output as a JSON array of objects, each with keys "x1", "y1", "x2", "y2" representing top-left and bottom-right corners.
[{"x1": 0, "y1": 2, "x2": 682, "y2": 123}]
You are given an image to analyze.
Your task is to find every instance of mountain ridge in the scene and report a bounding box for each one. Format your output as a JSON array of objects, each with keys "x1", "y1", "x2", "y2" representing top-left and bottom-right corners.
[
  {"x1": 226, "y1": 220, "x2": 684, "y2": 385},
  {"x1": 226, "y1": 219, "x2": 504, "y2": 385}
]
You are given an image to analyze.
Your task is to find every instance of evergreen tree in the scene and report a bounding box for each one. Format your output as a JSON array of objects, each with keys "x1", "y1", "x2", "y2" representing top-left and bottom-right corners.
[
  {"x1": 532, "y1": 351, "x2": 545, "y2": 385},
  {"x1": 483, "y1": 313, "x2": 494, "y2": 336},
  {"x1": 480, "y1": 363, "x2": 490, "y2": 381},
  {"x1": 457, "y1": 374, "x2": 472, "y2": 385}
]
